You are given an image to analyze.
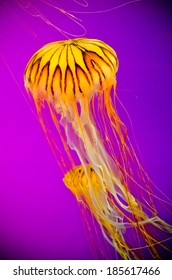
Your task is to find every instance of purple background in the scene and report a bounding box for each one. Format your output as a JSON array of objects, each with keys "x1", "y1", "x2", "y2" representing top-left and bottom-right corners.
[{"x1": 0, "y1": 0, "x2": 172, "y2": 259}]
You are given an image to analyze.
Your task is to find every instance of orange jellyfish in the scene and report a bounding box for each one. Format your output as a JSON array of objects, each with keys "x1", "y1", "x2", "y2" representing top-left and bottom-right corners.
[{"x1": 24, "y1": 38, "x2": 172, "y2": 259}]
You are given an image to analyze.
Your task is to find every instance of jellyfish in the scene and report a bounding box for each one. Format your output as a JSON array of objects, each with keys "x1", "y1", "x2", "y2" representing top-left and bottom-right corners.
[{"x1": 24, "y1": 38, "x2": 172, "y2": 259}]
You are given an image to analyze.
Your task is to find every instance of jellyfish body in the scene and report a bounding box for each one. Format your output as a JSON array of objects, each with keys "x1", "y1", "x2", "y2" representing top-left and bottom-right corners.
[{"x1": 24, "y1": 38, "x2": 172, "y2": 259}]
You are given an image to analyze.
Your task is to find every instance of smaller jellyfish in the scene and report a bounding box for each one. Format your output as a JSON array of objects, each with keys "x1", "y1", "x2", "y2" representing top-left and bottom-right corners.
[
  {"x1": 63, "y1": 164, "x2": 137, "y2": 259},
  {"x1": 24, "y1": 38, "x2": 172, "y2": 259},
  {"x1": 63, "y1": 164, "x2": 172, "y2": 259}
]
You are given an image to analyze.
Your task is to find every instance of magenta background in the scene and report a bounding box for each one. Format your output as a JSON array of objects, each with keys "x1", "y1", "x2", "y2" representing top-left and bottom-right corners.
[{"x1": 0, "y1": 0, "x2": 172, "y2": 259}]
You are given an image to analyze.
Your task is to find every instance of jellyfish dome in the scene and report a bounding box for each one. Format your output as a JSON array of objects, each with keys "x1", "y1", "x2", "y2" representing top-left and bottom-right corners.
[
  {"x1": 24, "y1": 38, "x2": 118, "y2": 118},
  {"x1": 24, "y1": 38, "x2": 172, "y2": 259}
]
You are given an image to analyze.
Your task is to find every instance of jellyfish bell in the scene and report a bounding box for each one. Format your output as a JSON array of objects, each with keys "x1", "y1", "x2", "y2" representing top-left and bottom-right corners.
[
  {"x1": 24, "y1": 38, "x2": 172, "y2": 259},
  {"x1": 24, "y1": 38, "x2": 118, "y2": 119}
]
